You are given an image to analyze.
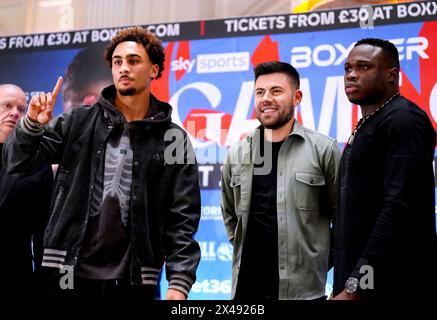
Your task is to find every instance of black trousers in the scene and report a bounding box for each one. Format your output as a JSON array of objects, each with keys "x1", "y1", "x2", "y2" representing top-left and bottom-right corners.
[{"x1": 44, "y1": 270, "x2": 157, "y2": 302}]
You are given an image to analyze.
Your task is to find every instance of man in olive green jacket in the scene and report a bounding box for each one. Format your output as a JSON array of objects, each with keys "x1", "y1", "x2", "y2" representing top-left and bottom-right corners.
[{"x1": 221, "y1": 61, "x2": 341, "y2": 300}]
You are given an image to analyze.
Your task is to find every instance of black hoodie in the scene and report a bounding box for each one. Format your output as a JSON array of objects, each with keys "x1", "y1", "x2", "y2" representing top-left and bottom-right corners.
[{"x1": 2, "y1": 85, "x2": 201, "y2": 297}]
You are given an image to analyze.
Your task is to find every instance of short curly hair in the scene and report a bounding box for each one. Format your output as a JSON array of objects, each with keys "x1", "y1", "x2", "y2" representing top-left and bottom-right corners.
[{"x1": 104, "y1": 26, "x2": 165, "y2": 79}]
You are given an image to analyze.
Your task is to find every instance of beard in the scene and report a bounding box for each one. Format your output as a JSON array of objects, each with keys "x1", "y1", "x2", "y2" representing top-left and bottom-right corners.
[
  {"x1": 118, "y1": 87, "x2": 136, "y2": 96},
  {"x1": 258, "y1": 107, "x2": 294, "y2": 129}
]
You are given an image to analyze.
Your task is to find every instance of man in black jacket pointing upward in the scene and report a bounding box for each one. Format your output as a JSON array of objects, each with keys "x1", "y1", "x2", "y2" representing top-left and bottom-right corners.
[{"x1": 3, "y1": 27, "x2": 201, "y2": 302}]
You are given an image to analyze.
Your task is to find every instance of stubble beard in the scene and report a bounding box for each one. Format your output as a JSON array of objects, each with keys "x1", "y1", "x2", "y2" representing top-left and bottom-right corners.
[{"x1": 119, "y1": 87, "x2": 137, "y2": 96}]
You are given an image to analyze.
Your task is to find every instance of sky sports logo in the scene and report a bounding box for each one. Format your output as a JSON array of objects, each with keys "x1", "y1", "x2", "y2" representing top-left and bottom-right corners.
[
  {"x1": 197, "y1": 52, "x2": 250, "y2": 73},
  {"x1": 170, "y1": 52, "x2": 250, "y2": 74}
]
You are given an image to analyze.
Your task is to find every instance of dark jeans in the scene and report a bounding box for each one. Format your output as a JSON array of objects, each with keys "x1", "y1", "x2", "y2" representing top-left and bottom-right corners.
[{"x1": 45, "y1": 271, "x2": 157, "y2": 302}]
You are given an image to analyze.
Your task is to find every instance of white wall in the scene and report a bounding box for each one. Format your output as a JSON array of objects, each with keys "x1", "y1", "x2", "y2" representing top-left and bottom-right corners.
[
  {"x1": 0, "y1": 0, "x2": 424, "y2": 37},
  {"x1": 0, "y1": 0, "x2": 293, "y2": 36}
]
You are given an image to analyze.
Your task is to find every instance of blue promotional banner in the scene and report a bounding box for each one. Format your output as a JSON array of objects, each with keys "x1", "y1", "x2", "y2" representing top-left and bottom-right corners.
[{"x1": 1, "y1": 1, "x2": 436, "y2": 300}]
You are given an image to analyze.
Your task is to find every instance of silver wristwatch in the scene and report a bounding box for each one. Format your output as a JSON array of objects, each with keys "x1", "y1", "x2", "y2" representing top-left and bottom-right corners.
[{"x1": 345, "y1": 277, "x2": 359, "y2": 294}]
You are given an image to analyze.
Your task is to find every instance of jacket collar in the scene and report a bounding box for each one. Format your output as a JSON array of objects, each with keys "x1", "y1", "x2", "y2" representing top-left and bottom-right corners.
[
  {"x1": 239, "y1": 120, "x2": 305, "y2": 165},
  {"x1": 247, "y1": 119, "x2": 306, "y2": 144},
  {"x1": 288, "y1": 119, "x2": 306, "y2": 140},
  {"x1": 97, "y1": 85, "x2": 172, "y2": 127}
]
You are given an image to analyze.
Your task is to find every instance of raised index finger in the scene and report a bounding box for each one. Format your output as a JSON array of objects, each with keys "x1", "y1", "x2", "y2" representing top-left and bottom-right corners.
[{"x1": 51, "y1": 76, "x2": 63, "y2": 101}]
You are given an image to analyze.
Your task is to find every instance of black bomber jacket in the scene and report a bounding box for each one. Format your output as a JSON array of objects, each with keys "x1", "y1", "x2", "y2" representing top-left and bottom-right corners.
[{"x1": 2, "y1": 85, "x2": 201, "y2": 296}]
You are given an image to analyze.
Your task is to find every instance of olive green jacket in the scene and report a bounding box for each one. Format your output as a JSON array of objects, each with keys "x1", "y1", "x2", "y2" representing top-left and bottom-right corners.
[{"x1": 221, "y1": 121, "x2": 341, "y2": 299}]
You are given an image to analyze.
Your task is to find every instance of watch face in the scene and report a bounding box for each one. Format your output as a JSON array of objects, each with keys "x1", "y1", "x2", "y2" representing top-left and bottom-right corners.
[{"x1": 346, "y1": 277, "x2": 359, "y2": 294}]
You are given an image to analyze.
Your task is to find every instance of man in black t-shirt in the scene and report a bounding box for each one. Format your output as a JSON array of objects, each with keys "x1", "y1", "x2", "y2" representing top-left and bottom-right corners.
[
  {"x1": 222, "y1": 62, "x2": 341, "y2": 300},
  {"x1": 333, "y1": 38, "x2": 437, "y2": 300}
]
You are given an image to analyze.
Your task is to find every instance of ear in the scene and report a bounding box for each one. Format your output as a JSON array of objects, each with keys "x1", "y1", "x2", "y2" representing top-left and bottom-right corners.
[
  {"x1": 387, "y1": 67, "x2": 399, "y2": 85},
  {"x1": 150, "y1": 64, "x2": 159, "y2": 79},
  {"x1": 293, "y1": 89, "x2": 303, "y2": 106}
]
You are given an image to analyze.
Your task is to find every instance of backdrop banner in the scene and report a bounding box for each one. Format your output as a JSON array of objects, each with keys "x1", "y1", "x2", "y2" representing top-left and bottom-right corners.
[{"x1": 1, "y1": 0, "x2": 436, "y2": 299}]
